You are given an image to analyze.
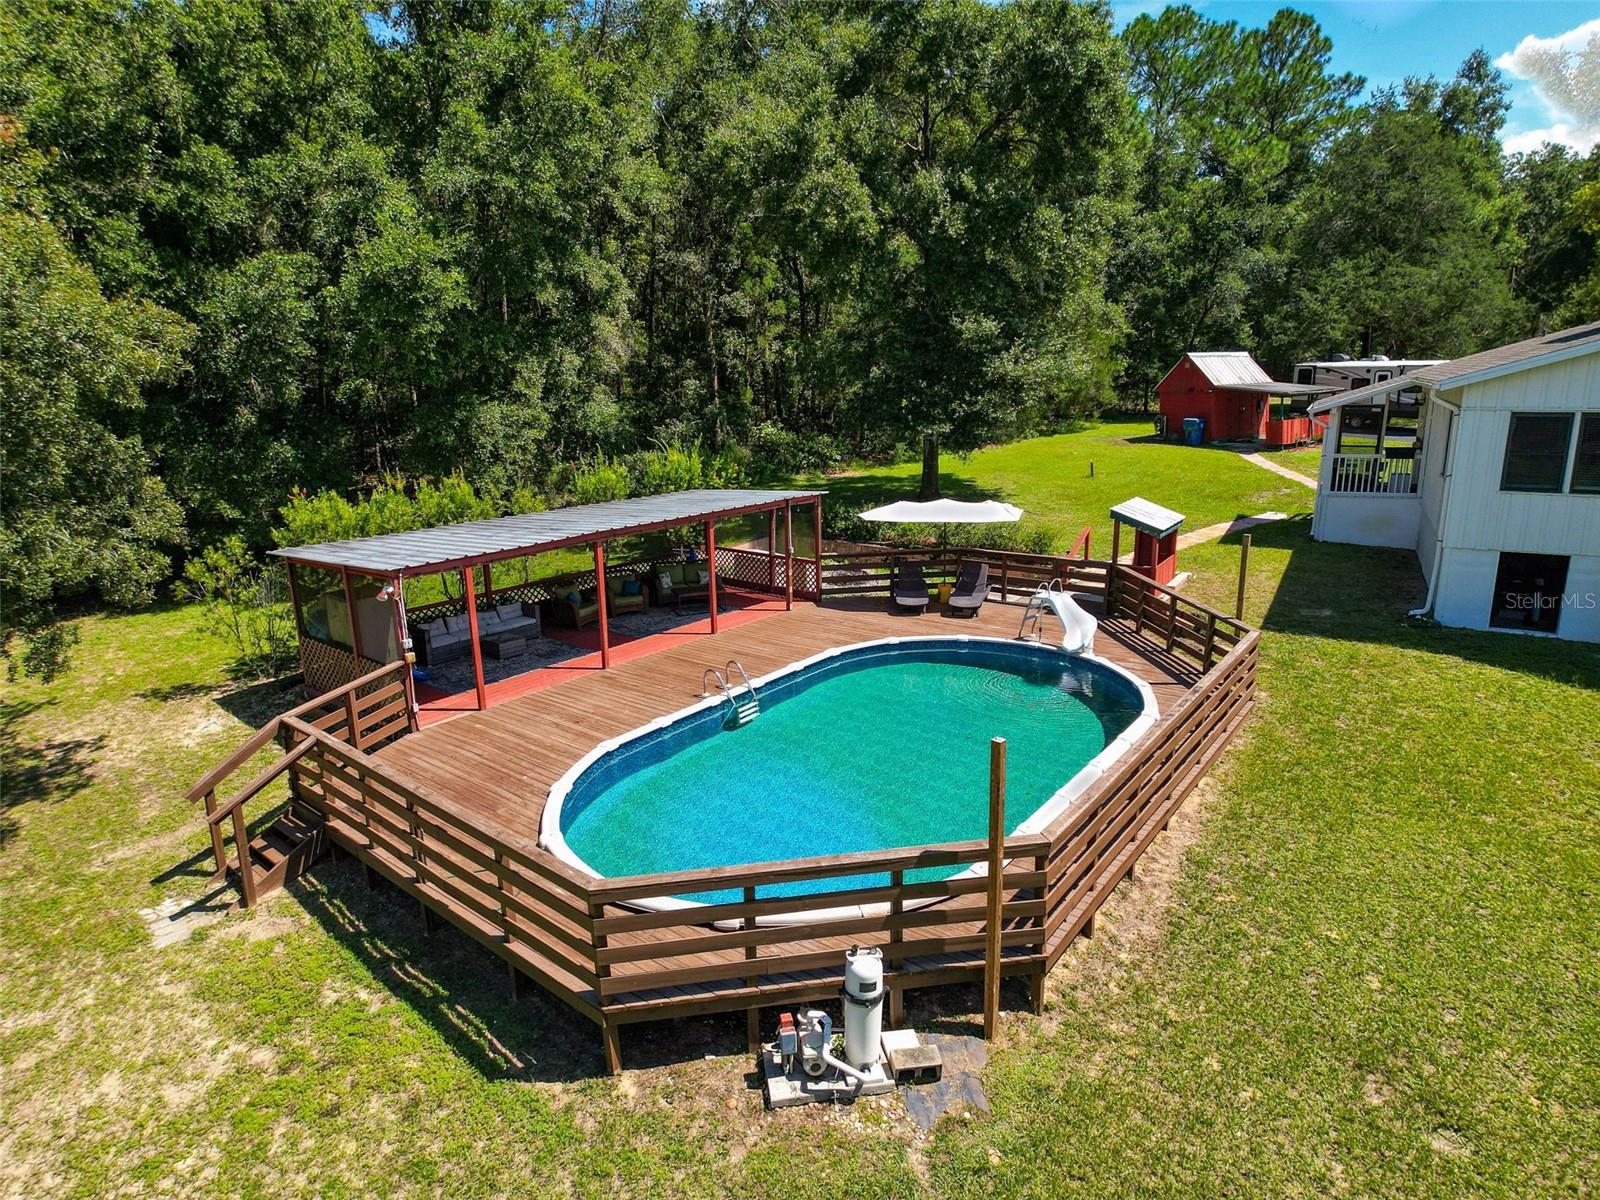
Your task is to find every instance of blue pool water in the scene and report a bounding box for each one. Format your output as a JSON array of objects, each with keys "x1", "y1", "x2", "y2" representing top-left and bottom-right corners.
[{"x1": 555, "y1": 641, "x2": 1146, "y2": 902}]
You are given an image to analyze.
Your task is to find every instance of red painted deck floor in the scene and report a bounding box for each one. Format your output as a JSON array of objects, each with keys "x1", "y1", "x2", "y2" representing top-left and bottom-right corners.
[{"x1": 413, "y1": 588, "x2": 788, "y2": 726}]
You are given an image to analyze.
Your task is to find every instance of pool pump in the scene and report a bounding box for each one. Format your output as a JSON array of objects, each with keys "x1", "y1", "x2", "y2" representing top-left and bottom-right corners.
[{"x1": 760, "y1": 947, "x2": 941, "y2": 1108}]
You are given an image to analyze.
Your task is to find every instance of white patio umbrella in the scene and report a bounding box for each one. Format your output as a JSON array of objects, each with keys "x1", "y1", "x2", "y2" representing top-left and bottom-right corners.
[
  {"x1": 857, "y1": 499, "x2": 1023, "y2": 524},
  {"x1": 858, "y1": 498, "x2": 1023, "y2": 547}
]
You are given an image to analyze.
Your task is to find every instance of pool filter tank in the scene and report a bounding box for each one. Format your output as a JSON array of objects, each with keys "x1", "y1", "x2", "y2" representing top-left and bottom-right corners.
[
  {"x1": 842, "y1": 947, "x2": 885, "y2": 1067},
  {"x1": 760, "y1": 946, "x2": 937, "y2": 1107}
]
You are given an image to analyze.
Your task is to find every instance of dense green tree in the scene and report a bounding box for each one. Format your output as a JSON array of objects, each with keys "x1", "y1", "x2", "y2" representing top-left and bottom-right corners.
[
  {"x1": 4, "y1": 0, "x2": 1595, "y2": 674},
  {"x1": 0, "y1": 204, "x2": 189, "y2": 679},
  {"x1": 1267, "y1": 52, "x2": 1526, "y2": 361}
]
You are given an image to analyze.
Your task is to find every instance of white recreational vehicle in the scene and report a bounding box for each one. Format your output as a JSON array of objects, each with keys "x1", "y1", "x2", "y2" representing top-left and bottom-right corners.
[{"x1": 1308, "y1": 323, "x2": 1600, "y2": 642}]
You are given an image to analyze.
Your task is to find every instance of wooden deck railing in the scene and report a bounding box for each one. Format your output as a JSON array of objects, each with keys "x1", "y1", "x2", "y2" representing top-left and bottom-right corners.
[
  {"x1": 1103, "y1": 564, "x2": 1249, "y2": 672},
  {"x1": 822, "y1": 546, "x2": 1113, "y2": 606},
  {"x1": 189, "y1": 556, "x2": 1260, "y2": 1071}
]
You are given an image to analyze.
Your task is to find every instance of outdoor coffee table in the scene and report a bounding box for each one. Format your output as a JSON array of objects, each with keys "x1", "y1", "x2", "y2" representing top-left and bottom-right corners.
[{"x1": 480, "y1": 632, "x2": 526, "y2": 659}]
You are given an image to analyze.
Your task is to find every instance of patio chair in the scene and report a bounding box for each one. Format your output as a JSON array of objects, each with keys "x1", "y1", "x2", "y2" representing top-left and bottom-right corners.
[
  {"x1": 945, "y1": 561, "x2": 990, "y2": 616},
  {"x1": 890, "y1": 561, "x2": 931, "y2": 612}
]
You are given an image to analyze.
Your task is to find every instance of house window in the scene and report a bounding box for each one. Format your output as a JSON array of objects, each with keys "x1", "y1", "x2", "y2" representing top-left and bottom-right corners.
[
  {"x1": 1488, "y1": 552, "x2": 1569, "y2": 634},
  {"x1": 1572, "y1": 413, "x2": 1600, "y2": 494},
  {"x1": 1500, "y1": 413, "x2": 1574, "y2": 493}
]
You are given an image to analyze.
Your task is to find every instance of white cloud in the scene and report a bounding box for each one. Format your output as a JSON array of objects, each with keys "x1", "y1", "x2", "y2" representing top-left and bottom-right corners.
[{"x1": 1496, "y1": 18, "x2": 1600, "y2": 154}]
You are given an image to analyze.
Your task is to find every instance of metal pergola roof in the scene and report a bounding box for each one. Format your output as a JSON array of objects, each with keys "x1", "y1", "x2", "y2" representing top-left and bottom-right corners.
[{"x1": 272, "y1": 488, "x2": 825, "y2": 576}]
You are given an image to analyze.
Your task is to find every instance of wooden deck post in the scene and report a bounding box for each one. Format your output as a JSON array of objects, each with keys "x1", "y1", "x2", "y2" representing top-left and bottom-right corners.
[
  {"x1": 1235, "y1": 532, "x2": 1252, "y2": 621},
  {"x1": 811, "y1": 499, "x2": 823, "y2": 601},
  {"x1": 202, "y1": 789, "x2": 227, "y2": 882},
  {"x1": 705, "y1": 520, "x2": 719, "y2": 634},
  {"x1": 593, "y1": 540, "x2": 611, "y2": 669},
  {"x1": 462, "y1": 566, "x2": 488, "y2": 711},
  {"x1": 1107, "y1": 520, "x2": 1122, "y2": 618},
  {"x1": 984, "y1": 737, "x2": 1006, "y2": 1040},
  {"x1": 231, "y1": 804, "x2": 258, "y2": 908},
  {"x1": 783, "y1": 504, "x2": 794, "y2": 610},
  {"x1": 602, "y1": 1018, "x2": 623, "y2": 1075}
]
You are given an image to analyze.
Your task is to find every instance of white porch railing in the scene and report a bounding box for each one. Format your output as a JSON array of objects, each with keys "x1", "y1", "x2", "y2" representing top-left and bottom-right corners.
[{"x1": 1328, "y1": 454, "x2": 1416, "y2": 495}]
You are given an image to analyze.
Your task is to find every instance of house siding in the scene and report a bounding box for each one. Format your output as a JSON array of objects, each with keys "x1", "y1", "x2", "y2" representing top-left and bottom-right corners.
[{"x1": 1430, "y1": 353, "x2": 1600, "y2": 641}]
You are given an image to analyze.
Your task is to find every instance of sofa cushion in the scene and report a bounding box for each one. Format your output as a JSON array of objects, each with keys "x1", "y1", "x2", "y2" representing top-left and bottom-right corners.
[
  {"x1": 477, "y1": 610, "x2": 503, "y2": 630},
  {"x1": 442, "y1": 614, "x2": 467, "y2": 634},
  {"x1": 420, "y1": 618, "x2": 447, "y2": 640},
  {"x1": 496, "y1": 602, "x2": 524, "y2": 622}
]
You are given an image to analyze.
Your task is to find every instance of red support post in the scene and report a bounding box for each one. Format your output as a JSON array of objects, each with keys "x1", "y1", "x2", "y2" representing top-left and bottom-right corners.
[
  {"x1": 706, "y1": 520, "x2": 719, "y2": 634},
  {"x1": 767, "y1": 508, "x2": 777, "y2": 593},
  {"x1": 341, "y1": 567, "x2": 364, "y2": 667},
  {"x1": 784, "y1": 504, "x2": 794, "y2": 611},
  {"x1": 811, "y1": 498, "x2": 823, "y2": 602},
  {"x1": 286, "y1": 562, "x2": 307, "y2": 639},
  {"x1": 462, "y1": 566, "x2": 487, "y2": 711},
  {"x1": 593, "y1": 540, "x2": 611, "y2": 670}
]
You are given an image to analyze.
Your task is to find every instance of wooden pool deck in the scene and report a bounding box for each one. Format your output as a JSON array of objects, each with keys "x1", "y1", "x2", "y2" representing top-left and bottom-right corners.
[
  {"x1": 193, "y1": 550, "x2": 1257, "y2": 1072},
  {"x1": 377, "y1": 596, "x2": 1200, "y2": 848}
]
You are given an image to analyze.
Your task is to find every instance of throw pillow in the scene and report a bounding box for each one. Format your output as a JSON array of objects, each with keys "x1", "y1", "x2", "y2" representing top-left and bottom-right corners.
[
  {"x1": 621, "y1": 579, "x2": 641, "y2": 597},
  {"x1": 657, "y1": 571, "x2": 672, "y2": 592},
  {"x1": 697, "y1": 569, "x2": 711, "y2": 586},
  {"x1": 565, "y1": 591, "x2": 581, "y2": 606}
]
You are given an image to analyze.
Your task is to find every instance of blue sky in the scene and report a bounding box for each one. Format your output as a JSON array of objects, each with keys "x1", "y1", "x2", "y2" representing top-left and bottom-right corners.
[{"x1": 1112, "y1": 1, "x2": 1600, "y2": 154}]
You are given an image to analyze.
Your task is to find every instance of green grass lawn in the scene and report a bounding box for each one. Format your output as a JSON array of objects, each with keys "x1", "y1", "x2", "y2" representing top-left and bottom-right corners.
[
  {"x1": 787, "y1": 421, "x2": 1313, "y2": 550},
  {"x1": 3, "y1": 429, "x2": 1597, "y2": 1197}
]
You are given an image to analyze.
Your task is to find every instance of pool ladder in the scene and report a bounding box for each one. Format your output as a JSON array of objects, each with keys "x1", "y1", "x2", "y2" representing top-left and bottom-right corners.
[{"x1": 702, "y1": 659, "x2": 761, "y2": 726}]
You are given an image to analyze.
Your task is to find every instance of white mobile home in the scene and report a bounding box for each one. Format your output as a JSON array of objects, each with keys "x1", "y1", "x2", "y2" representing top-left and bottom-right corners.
[
  {"x1": 1292, "y1": 355, "x2": 1447, "y2": 393},
  {"x1": 1308, "y1": 323, "x2": 1600, "y2": 642}
]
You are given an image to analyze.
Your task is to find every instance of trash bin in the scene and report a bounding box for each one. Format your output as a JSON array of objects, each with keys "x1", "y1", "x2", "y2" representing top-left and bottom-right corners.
[{"x1": 1182, "y1": 416, "x2": 1205, "y2": 447}]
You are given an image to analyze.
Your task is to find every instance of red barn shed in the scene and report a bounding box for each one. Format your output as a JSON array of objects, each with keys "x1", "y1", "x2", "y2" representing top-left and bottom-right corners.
[{"x1": 1157, "y1": 351, "x2": 1274, "y2": 443}]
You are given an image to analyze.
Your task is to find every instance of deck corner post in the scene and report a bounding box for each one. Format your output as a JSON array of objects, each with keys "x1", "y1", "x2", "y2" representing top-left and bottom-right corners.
[
  {"x1": 984, "y1": 737, "x2": 1006, "y2": 1040},
  {"x1": 602, "y1": 1018, "x2": 623, "y2": 1075},
  {"x1": 1029, "y1": 970, "x2": 1045, "y2": 1016}
]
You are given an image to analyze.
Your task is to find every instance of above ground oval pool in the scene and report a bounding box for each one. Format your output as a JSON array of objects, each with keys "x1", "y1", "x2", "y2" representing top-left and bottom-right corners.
[{"x1": 540, "y1": 637, "x2": 1158, "y2": 914}]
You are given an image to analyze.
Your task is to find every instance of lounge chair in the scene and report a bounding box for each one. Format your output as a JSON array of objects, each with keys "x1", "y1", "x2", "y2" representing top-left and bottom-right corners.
[
  {"x1": 891, "y1": 561, "x2": 931, "y2": 611},
  {"x1": 945, "y1": 561, "x2": 990, "y2": 616}
]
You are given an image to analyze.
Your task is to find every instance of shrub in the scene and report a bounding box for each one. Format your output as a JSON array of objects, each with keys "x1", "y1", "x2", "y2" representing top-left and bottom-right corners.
[
  {"x1": 274, "y1": 475, "x2": 496, "y2": 547},
  {"x1": 745, "y1": 423, "x2": 841, "y2": 479},
  {"x1": 182, "y1": 536, "x2": 298, "y2": 678},
  {"x1": 570, "y1": 459, "x2": 631, "y2": 505}
]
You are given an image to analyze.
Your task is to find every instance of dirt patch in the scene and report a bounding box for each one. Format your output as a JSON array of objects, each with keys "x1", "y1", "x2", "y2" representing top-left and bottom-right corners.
[{"x1": 1040, "y1": 771, "x2": 1225, "y2": 1023}]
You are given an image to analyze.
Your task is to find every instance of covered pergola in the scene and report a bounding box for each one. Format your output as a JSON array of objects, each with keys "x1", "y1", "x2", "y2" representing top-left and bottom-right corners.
[{"x1": 271, "y1": 488, "x2": 825, "y2": 713}]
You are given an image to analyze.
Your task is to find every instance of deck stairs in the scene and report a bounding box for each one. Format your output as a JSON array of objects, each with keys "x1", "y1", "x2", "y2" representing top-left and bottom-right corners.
[
  {"x1": 703, "y1": 659, "x2": 761, "y2": 726},
  {"x1": 234, "y1": 808, "x2": 328, "y2": 903}
]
